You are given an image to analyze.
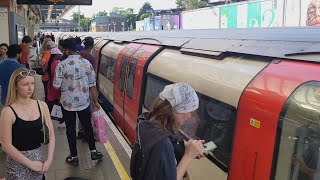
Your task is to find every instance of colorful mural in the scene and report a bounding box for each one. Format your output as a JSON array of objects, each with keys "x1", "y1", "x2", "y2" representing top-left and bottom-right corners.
[
  {"x1": 284, "y1": 0, "x2": 300, "y2": 26},
  {"x1": 220, "y1": 0, "x2": 283, "y2": 28},
  {"x1": 305, "y1": 0, "x2": 320, "y2": 26},
  {"x1": 181, "y1": 7, "x2": 219, "y2": 29},
  {"x1": 137, "y1": 0, "x2": 320, "y2": 31},
  {"x1": 162, "y1": 15, "x2": 180, "y2": 30}
]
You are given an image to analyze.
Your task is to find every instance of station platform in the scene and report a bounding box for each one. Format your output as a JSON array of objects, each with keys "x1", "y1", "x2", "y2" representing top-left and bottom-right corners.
[{"x1": 0, "y1": 75, "x2": 132, "y2": 180}]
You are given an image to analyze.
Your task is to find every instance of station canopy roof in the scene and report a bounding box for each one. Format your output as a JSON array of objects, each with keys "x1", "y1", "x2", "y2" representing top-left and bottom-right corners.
[
  {"x1": 17, "y1": 0, "x2": 92, "y2": 5},
  {"x1": 17, "y1": 0, "x2": 92, "y2": 21},
  {"x1": 40, "y1": 5, "x2": 74, "y2": 20}
]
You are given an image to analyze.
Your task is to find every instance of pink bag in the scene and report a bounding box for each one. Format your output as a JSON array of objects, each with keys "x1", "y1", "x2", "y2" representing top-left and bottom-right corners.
[{"x1": 91, "y1": 110, "x2": 108, "y2": 144}]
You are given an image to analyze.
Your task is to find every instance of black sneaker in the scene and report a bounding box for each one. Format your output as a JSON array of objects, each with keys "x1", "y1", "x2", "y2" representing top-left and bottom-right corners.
[
  {"x1": 66, "y1": 155, "x2": 79, "y2": 166},
  {"x1": 90, "y1": 150, "x2": 103, "y2": 160}
]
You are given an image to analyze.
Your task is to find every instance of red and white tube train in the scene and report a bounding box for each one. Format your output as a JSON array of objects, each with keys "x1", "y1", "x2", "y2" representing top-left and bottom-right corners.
[{"x1": 55, "y1": 28, "x2": 320, "y2": 180}]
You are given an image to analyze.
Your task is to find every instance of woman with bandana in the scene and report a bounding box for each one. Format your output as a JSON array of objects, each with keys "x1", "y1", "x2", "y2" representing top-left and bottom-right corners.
[{"x1": 130, "y1": 82, "x2": 205, "y2": 180}]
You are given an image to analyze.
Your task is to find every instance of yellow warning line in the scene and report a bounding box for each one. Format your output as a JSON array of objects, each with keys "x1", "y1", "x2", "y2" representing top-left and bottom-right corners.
[{"x1": 104, "y1": 141, "x2": 130, "y2": 180}]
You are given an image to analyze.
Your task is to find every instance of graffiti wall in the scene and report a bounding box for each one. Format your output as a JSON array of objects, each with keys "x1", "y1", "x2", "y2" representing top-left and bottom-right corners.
[
  {"x1": 284, "y1": 0, "x2": 300, "y2": 26},
  {"x1": 162, "y1": 15, "x2": 180, "y2": 30},
  {"x1": 181, "y1": 7, "x2": 220, "y2": 29},
  {"x1": 301, "y1": 0, "x2": 320, "y2": 26},
  {"x1": 141, "y1": 15, "x2": 181, "y2": 31},
  {"x1": 136, "y1": 20, "x2": 144, "y2": 31},
  {"x1": 136, "y1": 0, "x2": 320, "y2": 31},
  {"x1": 220, "y1": 0, "x2": 283, "y2": 28}
]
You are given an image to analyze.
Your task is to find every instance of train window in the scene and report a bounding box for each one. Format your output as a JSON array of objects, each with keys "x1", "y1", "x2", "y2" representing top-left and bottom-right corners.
[
  {"x1": 181, "y1": 94, "x2": 236, "y2": 167},
  {"x1": 274, "y1": 81, "x2": 320, "y2": 180},
  {"x1": 107, "y1": 58, "x2": 116, "y2": 83},
  {"x1": 99, "y1": 55, "x2": 116, "y2": 83},
  {"x1": 126, "y1": 57, "x2": 138, "y2": 99},
  {"x1": 99, "y1": 55, "x2": 108, "y2": 77},
  {"x1": 144, "y1": 74, "x2": 236, "y2": 167},
  {"x1": 144, "y1": 74, "x2": 170, "y2": 110},
  {"x1": 119, "y1": 48, "x2": 134, "y2": 92},
  {"x1": 126, "y1": 49, "x2": 145, "y2": 99}
]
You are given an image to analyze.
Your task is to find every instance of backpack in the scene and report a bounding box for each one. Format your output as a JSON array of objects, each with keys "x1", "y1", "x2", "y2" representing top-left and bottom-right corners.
[{"x1": 130, "y1": 119, "x2": 144, "y2": 180}]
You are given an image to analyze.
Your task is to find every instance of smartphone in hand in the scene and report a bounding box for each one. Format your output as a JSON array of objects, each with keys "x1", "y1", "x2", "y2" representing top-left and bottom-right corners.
[{"x1": 204, "y1": 141, "x2": 217, "y2": 152}]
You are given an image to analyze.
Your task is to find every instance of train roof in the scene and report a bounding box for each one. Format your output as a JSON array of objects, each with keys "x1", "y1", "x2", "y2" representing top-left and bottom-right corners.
[{"x1": 56, "y1": 27, "x2": 320, "y2": 62}]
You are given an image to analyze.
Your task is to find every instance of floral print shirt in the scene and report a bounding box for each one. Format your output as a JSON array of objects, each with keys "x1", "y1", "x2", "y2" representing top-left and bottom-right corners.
[{"x1": 53, "y1": 55, "x2": 96, "y2": 111}]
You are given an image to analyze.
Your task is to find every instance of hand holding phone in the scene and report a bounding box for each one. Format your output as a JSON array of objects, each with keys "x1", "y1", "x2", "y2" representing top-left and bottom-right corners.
[{"x1": 203, "y1": 141, "x2": 217, "y2": 152}]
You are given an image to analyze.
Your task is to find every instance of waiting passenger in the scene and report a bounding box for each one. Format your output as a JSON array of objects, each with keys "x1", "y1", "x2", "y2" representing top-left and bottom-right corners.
[
  {"x1": 75, "y1": 37, "x2": 84, "y2": 53},
  {"x1": 77, "y1": 36, "x2": 96, "y2": 140},
  {"x1": 130, "y1": 82, "x2": 205, "y2": 180},
  {"x1": 0, "y1": 45, "x2": 23, "y2": 108},
  {"x1": 19, "y1": 36, "x2": 33, "y2": 68},
  {"x1": 40, "y1": 34, "x2": 45, "y2": 44},
  {"x1": 0, "y1": 43, "x2": 9, "y2": 63},
  {"x1": 80, "y1": 37, "x2": 96, "y2": 71},
  {"x1": 53, "y1": 38, "x2": 103, "y2": 166},
  {"x1": 41, "y1": 40, "x2": 56, "y2": 102},
  {"x1": 0, "y1": 68, "x2": 55, "y2": 180},
  {"x1": 45, "y1": 48, "x2": 62, "y2": 114}
]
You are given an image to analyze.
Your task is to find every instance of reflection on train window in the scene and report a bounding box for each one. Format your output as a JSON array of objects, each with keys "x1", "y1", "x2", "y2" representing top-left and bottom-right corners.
[
  {"x1": 144, "y1": 74, "x2": 236, "y2": 167},
  {"x1": 181, "y1": 94, "x2": 236, "y2": 167},
  {"x1": 99, "y1": 55, "x2": 116, "y2": 83},
  {"x1": 99, "y1": 55, "x2": 108, "y2": 77},
  {"x1": 126, "y1": 56, "x2": 139, "y2": 99},
  {"x1": 274, "y1": 81, "x2": 320, "y2": 180},
  {"x1": 144, "y1": 74, "x2": 170, "y2": 110},
  {"x1": 119, "y1": 50, "x2": 132, "y2": 92}
]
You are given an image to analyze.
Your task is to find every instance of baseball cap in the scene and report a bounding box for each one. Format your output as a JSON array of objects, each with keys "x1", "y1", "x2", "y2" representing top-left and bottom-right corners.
[{"x1": 50, "y1": 48, "x2": 62, "y2": 55}]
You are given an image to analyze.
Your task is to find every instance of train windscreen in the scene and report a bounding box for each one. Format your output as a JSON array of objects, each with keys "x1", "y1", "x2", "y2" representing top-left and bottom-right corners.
[{"x1": 274, "y1": 81, "x2": 320, "y2": 180}]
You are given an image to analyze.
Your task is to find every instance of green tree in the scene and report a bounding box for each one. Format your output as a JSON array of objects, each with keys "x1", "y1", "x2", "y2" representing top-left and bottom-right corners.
[
  {"x1": 96, "y1": 10, "x2": 108, "y2": 17},
  {"x1": 138, "y1": 2, "x2": 153, "y2": 20},
  {"x1": 111, "y1": 7, "x2": 137, "y2": 30},
  {"x1": 140, "y1": 13, "x2": 150, "y2": 20},
  {"x1": 175, "y1": 0, "x2": 206, "y2": 10},
  {"x1": 81, "y1": 17, "x2": 91, "y2": 32},
  {"x1": 71, "y1": 12, "x2": 91, "y2": 32},
  {"x1": 71, "y1": 12, "x2": 84, "y2": 22},
  {"x1": 111, "y1": 7, "x2": 125, "y2": 14},
  {"x1": 176, "y1": 0, "x2": 185, "y2": 9}
]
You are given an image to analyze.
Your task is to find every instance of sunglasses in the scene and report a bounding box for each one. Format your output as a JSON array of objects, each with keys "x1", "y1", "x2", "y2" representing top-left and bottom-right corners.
[{"x1": 19, "y1": 70, "x2": 36, "y2": 77}]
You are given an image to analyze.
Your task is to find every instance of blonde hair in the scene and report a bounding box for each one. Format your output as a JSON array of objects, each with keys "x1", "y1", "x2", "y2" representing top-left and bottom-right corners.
[
  {"x1": 41, "y1": 38, "x2": 52, "y2": 52},
  {"x1": 148, "y1": 97, "x2": 179, "y2": 134},
  {"x1": 5, "y1": 68, "x2": 36, "y2": 106}
]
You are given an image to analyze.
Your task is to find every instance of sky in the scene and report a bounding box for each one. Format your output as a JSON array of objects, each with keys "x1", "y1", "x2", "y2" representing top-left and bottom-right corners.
[{"x1": 63, "y1": 0, "x2": 177, "y2": 19}]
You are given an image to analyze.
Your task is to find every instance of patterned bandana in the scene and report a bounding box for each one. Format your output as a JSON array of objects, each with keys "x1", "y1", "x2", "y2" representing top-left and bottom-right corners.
[{"x1": 159, "y1": 82, "x2": 199, "y2": 113}]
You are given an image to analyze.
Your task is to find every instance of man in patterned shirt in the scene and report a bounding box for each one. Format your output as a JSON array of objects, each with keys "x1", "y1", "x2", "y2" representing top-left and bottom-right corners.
[{"x1": 53, "y1": 38, "x2": 103, "y2": 166}]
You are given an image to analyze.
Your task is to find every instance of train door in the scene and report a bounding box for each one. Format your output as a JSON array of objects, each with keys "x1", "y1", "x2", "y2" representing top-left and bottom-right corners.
[
  {"x1": 229, "y1": 60, "x2": 320, "y2": 180},
  {"x1": 93, "y1": 39, "x2": 109, "y2": 73},
  {"x1": 113, "y1": 43, "x2": 142, "y2": 134},
  {"x1": 98, "y1": 42, "x2": 126, "y2": 118},
  {"x1": 122, "y1": 45, "x2": 162, "y2": 144}
]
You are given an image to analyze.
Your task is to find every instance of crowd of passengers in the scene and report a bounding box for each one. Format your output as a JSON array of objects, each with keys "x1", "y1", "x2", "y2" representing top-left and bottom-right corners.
[{"x1": 0, "y1": 35, "x2": 206, "y2": 180}]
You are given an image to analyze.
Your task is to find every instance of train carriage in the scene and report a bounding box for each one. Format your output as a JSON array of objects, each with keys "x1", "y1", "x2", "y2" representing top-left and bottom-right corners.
[{"x1": 55, "y1": 28, "x2": 320, "y2": 180}]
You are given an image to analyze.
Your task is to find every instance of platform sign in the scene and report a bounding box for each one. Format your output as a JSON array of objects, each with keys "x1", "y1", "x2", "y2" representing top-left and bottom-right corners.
[{"x1": 17, "y1": 0, "x2": 92, "y2": 5}]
